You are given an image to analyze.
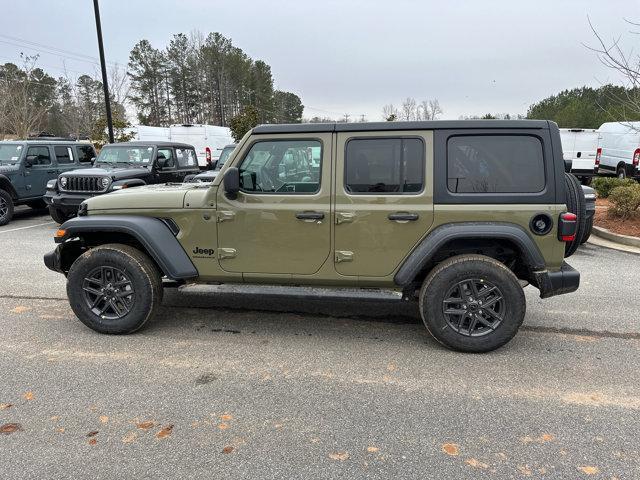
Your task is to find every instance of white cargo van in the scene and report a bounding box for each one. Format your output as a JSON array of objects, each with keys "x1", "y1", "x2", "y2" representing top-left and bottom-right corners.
[
  {"x1": 596, "y1": 121, "x2": 640, "y2": 179},
  {"x1": 127, "y1": 125, "x2": 171, "y2": 142},
  {"x1": 168, "y1": 124, "x2": 233, "y2": 169},
  {"x1": 559, "y1": 128, "x2": 599, "y2": 184}
]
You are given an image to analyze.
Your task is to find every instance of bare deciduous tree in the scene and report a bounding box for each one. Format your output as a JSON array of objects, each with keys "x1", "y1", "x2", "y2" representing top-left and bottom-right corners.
[
  {"x1": 382, "y1": 104, "x2": 398, "y2": 121},
  {"x1": 400, "y1": 97, "x2": 417, "y2": 121}
]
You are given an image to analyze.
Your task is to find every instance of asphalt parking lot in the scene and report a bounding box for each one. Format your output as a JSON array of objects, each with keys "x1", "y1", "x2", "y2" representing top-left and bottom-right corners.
[{"x1": 1, "y1": 206, "x2": 639, "y2": 479}]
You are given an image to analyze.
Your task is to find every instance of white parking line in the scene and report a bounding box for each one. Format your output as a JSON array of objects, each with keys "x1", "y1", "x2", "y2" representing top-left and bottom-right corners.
[{"x1": 0, "y1": 221, "x2": 55, "y2": 233}]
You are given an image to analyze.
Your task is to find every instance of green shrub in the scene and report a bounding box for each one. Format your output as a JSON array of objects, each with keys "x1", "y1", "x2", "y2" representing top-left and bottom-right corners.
[
  {"x1": 591, "y1": 177, "x2": 636, "y2": 198},
  {"x1": 608, "y1": 184, "x2": 640, "y2": 218}
]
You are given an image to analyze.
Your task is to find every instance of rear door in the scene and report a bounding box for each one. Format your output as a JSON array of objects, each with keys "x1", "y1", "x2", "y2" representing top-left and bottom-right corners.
[
  {"x1": 54, "y1": 145, "x2": 77, "y2": 175},
  {"x1": 334, "y1": 130, "x2": 434, "y2": 277},
  {"x1": 175, "y1": 146, "x2": 199, "y2": 181}
]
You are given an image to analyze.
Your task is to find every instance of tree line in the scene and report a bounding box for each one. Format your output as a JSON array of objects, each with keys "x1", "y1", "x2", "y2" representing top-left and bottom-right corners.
[{"x1": 0, "y1": 31, "x2": 303, "y2": 143}]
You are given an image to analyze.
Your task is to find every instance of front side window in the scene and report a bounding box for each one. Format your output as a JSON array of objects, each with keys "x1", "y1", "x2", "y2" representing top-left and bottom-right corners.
[
  {"x1": 345, "y1": 138, "x2": 424, "y2": 194},
  {"x1": 447, "y1": 135, "x2": 545, "y2": 193},
  {"x1": 157, "y1": 148, "x2": 175, "y2": 169},
  {"x1": 176, "y1": 148, "x2": 197, "y2": 168},
  {"x1": 26, "y1": 146, "x2": 51, "y2": 166},
  {"x1": 54, "y1": 146, "x2": 74, "y2": 164},
  {"x1": 239, "y1": 139, "x2": 321, "y2": 194},
  {"x1": 96, "y1": 146, "x2": 154, "y2": 166}
]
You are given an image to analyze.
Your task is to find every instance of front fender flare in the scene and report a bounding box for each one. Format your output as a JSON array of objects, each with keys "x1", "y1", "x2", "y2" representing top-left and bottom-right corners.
[
  {"x1": 394, "y1": 222, "x2": 546, "y2": 286},
  {"x1": 56, "y1": 215, "x2": 198, "y2": 280},
  {"x1": 0, "y1": 175, "x2": 18, "y2": 199}
]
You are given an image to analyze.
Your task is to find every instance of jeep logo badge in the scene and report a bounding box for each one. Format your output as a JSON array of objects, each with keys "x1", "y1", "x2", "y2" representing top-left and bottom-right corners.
[{"x1": 192, "y1": 247, "x2": 215, "y2": 256}]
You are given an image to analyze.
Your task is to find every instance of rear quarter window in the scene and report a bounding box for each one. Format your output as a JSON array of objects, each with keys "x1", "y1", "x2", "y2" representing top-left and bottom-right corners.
[{"x1": 447, "y1": 135, "x2": 545, "y2": 194}]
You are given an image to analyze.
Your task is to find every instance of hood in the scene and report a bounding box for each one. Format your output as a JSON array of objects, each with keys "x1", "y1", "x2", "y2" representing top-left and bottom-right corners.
[
  {"x1": 63, "y1": 165, "x2": 150, "y2": 180},
  {"x1": 85, "y1": 182, "x2": 201, "y2": 211},
  {"x1": 0, "y1": 165, "x2": 19, "y2": 175}
]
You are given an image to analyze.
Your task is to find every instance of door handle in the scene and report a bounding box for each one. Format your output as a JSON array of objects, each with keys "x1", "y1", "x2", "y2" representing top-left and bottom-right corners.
[
  {"x1": 388, "y1": 212, "x2": 419, "y2": 222},
  {"x1": 295, "y1": 211, "x2": 324, "y2": 220}
]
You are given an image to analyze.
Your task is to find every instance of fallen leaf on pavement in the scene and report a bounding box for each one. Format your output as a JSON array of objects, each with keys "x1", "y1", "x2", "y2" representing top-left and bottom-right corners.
[
  {"x1": 578, "y1": 466, "x2": 599, "y2": 475},
  {"x1": 136, "y1": 421, "x2": 155, "y2": 430},
  {"x1": 329, "y1": 452, "x2": 350, "y2": 461},
  {"x1": 122, "y1": 432, "x2": 137, "y2": 444},
  {"x1": 156, "y1": 425, "x2": 174, "y2": 439},
  {"x1": 88, "y1": 439, "x2": 97, "y2": 446},
  {"x1": 99, "y1": 416, "x2": 109, "y2": 424},
  {"x1": 465, "y1": 458, "x2": 489, "y2": 469},
  {"x1": 23, "y1": 392, "x2": 34, "y2": 401},
  {"x1": 442, "y1": 443, "x2": 459, "y2": 456},
  {"x1": 11, "y1": 306, "x2": 30, "y2": 314},
  {"x1": 86, "y1": 431, "x2": 98, "y2": 437},
  {"x1": 222, "y1": 446, "x2": 234, "y2": 454},
  {"x1": 218, "y1": 423, "x2": 229, "y2": 430},
  {"x1": 0, "y1": 403, "x2": 12, "y2": 410},
  {"x1": 0, "y1": 423, "x2": 23, "y2": 434},
  {"x1": 367, "y1": 446, "x2": 379, "y2": 453},
  {"x1": 220, "y1": 414, "x2": 233, "y2": 421}
]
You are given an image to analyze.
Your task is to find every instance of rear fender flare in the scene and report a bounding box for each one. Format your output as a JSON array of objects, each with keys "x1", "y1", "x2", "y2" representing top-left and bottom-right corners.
[{"x1": 394, "y1": 222, "x2": 546, "y2": 286}]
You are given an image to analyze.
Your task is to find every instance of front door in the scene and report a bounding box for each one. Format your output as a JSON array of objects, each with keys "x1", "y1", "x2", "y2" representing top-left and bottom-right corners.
[
  {"x1": 334, "y1": 131, "x2": 434, "y2": 277},
  {"x1": 24, "y1": 145, "x2": 55, "y2": 197},
  {"x1": 155, "y1": 147, "x2": 178, "y2": 183},
  {"x1": 216, "y1": 134, "x2": 332, "y2": 275}
]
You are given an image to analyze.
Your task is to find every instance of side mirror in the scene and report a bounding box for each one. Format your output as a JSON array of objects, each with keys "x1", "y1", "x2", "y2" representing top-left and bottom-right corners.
[
  {"x1": 223, "y1": 167, "x2": 240, "y2": 200},
  {"x1": 24, "y1": 156, "x2": 36, "y2": 168},
  {"x1": 90, "y1": 157, "x2": 96, "y2": 165},
  {"x1": 156, "y1": 157, "x2": 167, "y2": 169}
]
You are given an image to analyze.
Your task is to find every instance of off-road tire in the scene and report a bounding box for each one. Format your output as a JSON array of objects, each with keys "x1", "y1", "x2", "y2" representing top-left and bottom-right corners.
[
  {"x1": 580, "y1": 216, "x2": 594, "y2": 244},
  {"x1": 0, "y1": 189, "x2": 14, "y2": 226},
  {"x1": 48, "y1": 206, "x2": 73, "y2": 224},
  {"x1": 564, "y1": 172, "x2": 587, "y2": 257},
  {"x1": 67, "y1": 244, "x2": 163, "y2": 334},
  {"x1": 418, "y1": 254, "x2": 526, "y2": 353}
]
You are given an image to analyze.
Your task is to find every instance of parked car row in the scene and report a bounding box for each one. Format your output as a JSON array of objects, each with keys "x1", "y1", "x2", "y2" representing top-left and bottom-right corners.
[{"x1": 561, "y1": 121, "x2": 640, "y2": 184}]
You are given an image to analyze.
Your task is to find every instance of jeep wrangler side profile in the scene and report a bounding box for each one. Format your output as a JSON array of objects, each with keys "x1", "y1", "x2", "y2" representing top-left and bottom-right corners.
[{"x1": 44, "y1": 120, "x2": 583, "y2": 353}]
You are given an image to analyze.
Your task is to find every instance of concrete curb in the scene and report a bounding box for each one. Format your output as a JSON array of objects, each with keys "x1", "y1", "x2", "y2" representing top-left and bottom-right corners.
[{"x1": 592, "y1": 225, "x2": 640, "y2": 248}]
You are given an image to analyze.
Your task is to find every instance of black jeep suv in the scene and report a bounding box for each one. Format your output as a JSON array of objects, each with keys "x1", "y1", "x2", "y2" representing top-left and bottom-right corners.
[{"x1": 44, "y1": 141, "x2": 200, "y2": 223}]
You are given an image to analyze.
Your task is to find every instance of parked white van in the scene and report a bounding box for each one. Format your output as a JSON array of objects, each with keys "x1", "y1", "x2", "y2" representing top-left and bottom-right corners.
[
  {"x1": 559, "y1": 128, "x2": 599, "y2": 184},
  {"x1": 596, "y1": 121, "x2": 640, "y2": 179},
  {"x1": 126, "y1": 125, "x2": 171, "y2": 142},
  {"x1": 169, "y1": 124, "x2": 233, "y2": 169}
]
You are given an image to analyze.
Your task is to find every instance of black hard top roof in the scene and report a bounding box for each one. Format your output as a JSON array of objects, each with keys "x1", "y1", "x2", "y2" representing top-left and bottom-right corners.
[
  {"x1": 0, "y1": 139, "x2": 88, "y2": 144},
  {"x1": 253, "y1": 120, "x2": 552, "y2": 134},
  {"x1": 104, "y1": 141, "x2": 195, "y2": 148}
]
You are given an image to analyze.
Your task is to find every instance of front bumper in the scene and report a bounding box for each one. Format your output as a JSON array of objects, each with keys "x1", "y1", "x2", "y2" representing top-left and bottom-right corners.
[
  {"x1": 534, "y1": 262, "x2": 580, "y2": 299},
  {"x1": 44, "y1": 191, "x2": 92, "y2": 213}
]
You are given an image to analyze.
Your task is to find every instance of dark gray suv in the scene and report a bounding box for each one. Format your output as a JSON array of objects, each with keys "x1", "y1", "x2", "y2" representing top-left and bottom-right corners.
[{"x1": 0, "y1": 139, "x2": 95, "y2": 225}]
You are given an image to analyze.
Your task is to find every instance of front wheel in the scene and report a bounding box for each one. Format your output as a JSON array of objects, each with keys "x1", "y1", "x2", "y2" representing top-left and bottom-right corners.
[
  {"x1": 66, "y1": 244, "x2": 163, "y2": 334},
  {"x1": 419, "y1": 255, "x2": 526, "y2": 353},
  {"x1": 0, "y1": 190, "x2": 14, "y2": 226},
  {"x1": 48, "y1": 206, "x2": 73, "y2": 224}
]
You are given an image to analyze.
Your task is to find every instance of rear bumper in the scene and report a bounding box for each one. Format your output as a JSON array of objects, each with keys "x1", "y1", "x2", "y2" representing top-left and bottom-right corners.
[{"x1": 534, "y1": 262, "x2": 580, "y2": 299}]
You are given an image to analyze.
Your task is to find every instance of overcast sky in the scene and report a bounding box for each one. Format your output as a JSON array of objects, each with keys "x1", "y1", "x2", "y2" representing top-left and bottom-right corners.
[{"x1": 0, "y1": 0, "x2": 637, "y2": 121}]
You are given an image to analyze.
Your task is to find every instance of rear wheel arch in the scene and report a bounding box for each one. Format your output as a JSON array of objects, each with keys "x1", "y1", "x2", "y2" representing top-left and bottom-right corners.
[{"x1": 394, "y1": 222, "x2": 546, "y2": 287}]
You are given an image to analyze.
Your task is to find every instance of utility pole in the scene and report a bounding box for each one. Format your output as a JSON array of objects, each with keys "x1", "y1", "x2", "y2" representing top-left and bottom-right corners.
[
  {"x1": 343, "y1": 113, "x2": 350, "y2": 123},
  {"x1": 93, "y1": 0, "x2": 114, "y2": 143}
]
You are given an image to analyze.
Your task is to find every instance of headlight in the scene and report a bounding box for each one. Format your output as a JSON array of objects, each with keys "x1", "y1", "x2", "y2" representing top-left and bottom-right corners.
[
  {"x1": 59, "y1": 177, "x2": 67, "y2": 188},
  {"x1": 100, "y1": 177, "x2": 110, "y2": 189},
  {"x1": 46, "y1": 179, "x2": 57, "y2": 189}
]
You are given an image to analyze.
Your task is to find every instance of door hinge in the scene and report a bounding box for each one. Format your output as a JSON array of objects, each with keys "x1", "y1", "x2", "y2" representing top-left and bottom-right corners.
[
  {"x1": 335, "y1": 212, "x2": 356, "y2": 225},
  {"x1": 216, "y1": 210, "x2": 236, "y2": 223},
  {"x1": 217, "y1": 248, "x2": 237, "y2": 260},
  {"x1": 335, "y1": 250, "x2": 354, "y2": 263}
]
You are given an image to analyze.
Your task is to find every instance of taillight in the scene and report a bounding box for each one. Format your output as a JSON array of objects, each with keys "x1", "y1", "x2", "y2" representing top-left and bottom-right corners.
[
  {"x1": 205, "y1": 147, "x2": 212, "y2": 165},
  {"x1": 558, "y1": 212, "x2": 577, "y2": 242},
  {"x1": 595, "y1": 147, "x2": 601, "y2": 168},
  {"x1": 633, "y1": 148, "x2": 640, "y2": 167}
]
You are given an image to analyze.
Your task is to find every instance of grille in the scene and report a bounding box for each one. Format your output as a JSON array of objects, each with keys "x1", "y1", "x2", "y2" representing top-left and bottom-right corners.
[{"x1": 62, "y1": 176, "x2": 108, "y2": 193}]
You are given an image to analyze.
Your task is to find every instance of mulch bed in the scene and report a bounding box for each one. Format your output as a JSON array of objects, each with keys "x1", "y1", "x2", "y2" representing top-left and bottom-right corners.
[{"x1": 594, "y1": 198, "x2": 640, "y2": 238}]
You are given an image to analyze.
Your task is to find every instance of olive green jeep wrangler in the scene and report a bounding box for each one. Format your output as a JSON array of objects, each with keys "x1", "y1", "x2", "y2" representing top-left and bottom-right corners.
[{"x1": 44, "y1": 120, "x2": 583, "y2": 352}]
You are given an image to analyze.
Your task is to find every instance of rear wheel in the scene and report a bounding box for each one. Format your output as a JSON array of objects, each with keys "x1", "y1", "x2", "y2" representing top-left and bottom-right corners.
[
  {"x1": 617, "y1": 166, "x2": 627, "y2": 179},
  {"x1": 48, "y1": 206, "x2": 73, "y2": 224},
  {"x1": 564, "y1": 173, "x2": 587, "y2": 257},
  {"x1": 67, "y1": 244, "x2": 163, "y2": 334},
  {"x1": 0, "y1": 190, "x2": 14, "y2": 226},
  {"x1": 418, "y1": 254, "x2": 526, "y2": 353}
]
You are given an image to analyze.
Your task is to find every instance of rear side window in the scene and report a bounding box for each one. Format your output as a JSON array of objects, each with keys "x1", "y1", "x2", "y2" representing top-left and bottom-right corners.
[
  {"x1": 176, "y1": 148, "x2": 197, "y2": 168},
  {"x1": 54, "y1": 146, "x2": 73, "y2": 164},
  {"x1": 76, "y1": 145, "x2": 94, "y2": 163},
  {"x1": 447, "y1": 135, "x2": 545, "y2": 193},
  {"x1": 345, "y1": 138, "x2": 424, "y2": 194}
]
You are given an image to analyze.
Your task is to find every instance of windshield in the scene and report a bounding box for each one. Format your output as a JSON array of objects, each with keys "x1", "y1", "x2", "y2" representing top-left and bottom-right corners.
[
  {"x1": 96, "y1": 146, "x2": 154, "y2": 166},
  {"x1": 214, "y1": 146, "x2": 236, "y2": 170},
  {"x1": 0, "y1": 144, "x2": 24, "y2": 165}
]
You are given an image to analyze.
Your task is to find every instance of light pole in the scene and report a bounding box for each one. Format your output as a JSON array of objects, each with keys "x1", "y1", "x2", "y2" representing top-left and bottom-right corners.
[{"x1": 93, "y1": 0, "x2": 114, "y2": 143}]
